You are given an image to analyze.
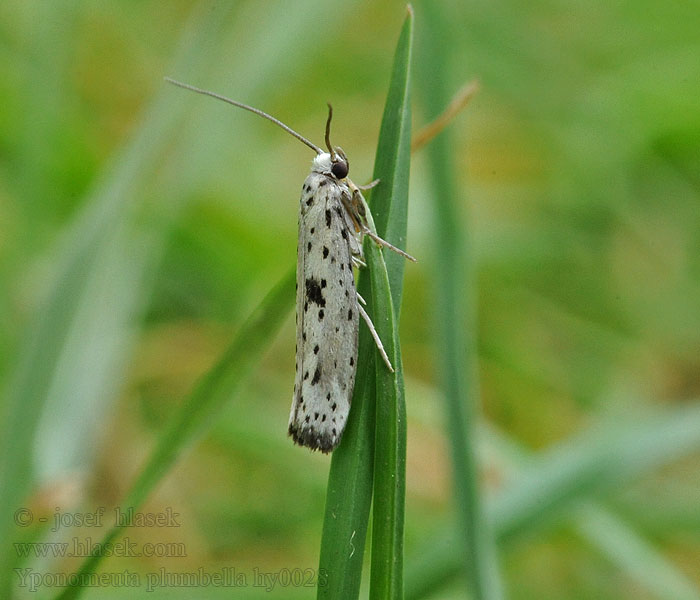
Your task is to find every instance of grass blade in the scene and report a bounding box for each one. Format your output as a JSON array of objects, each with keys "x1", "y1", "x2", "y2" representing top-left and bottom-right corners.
[
  {"x1": 414, "y1": 3, "x2": 504, "y2": 598},
  {"x1": 405, "y1": 404, "x2": 700, "y2": 598},
  {"x1": 316, "y1": 339, "x2": 377, "y2": 599},
  {"x1": 574, "y1": 504, "x2": 700, "y2": 600},
  {"x1": 53, "y1": 270, "x2": 295, "y2": 600},
  {"x1": 369, "y1": 9, "x2": 414, "y2": 313},
  {"x1": 0, "y1": 6, "x2": 241, "y2": 595},
  {"x1": 317, "y1": 7, "x2": 414, "y2": 599},
  {"x1": 368, "y1": 7, "x2": 413, "y2": 600},
  {"x1": 367, "y1": 248, "x2": 405, "y2": 600}
]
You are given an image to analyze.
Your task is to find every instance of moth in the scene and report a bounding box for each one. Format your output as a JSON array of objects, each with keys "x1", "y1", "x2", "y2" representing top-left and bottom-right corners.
[{"x1": 166, "y1": 77, "x2": 415, "y2": 453}]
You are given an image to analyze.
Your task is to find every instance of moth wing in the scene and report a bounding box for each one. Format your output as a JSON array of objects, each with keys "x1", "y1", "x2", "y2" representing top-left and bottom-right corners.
[{"x1": 289, "y1": 174, "x2": 359, "y2": 452}]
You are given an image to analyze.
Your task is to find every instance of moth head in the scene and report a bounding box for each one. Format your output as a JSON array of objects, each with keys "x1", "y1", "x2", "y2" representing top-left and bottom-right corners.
[{"x1": 330, "y1": 147, "x2": 349, "y2": 180}]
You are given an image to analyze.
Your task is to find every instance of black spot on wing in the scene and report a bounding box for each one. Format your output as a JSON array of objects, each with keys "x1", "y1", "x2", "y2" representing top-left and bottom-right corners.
[
  {"x1": 325, "y1": 209, "x2": 332, "y2": 227},
  {"x1": 311, "y1": 366, "x2": 321, "y2": 385},
  {"x1": 305, "y1": 278, "x2": 326, "y2": 307},
  {"x1": 288, "y1": 422, "x2": 337, "y2": 453}
]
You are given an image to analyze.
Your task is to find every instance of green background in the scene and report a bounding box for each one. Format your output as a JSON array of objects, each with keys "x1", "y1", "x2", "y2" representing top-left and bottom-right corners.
[{"x1": 1, "y1": 0, "x2": 699, "y2": 598}]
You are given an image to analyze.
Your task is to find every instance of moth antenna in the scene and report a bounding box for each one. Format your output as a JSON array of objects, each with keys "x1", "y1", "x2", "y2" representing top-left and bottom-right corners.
[
  {"x1": 165, "y1": 77, "x2": 323, "y2": 155},
  {"x1": 324, "y1": 103, "x2": 337, "y2": 161}
]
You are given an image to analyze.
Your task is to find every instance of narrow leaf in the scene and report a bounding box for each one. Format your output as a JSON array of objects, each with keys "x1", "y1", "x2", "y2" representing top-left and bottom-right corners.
[
  {"x1": 53, "y1": 270, "x2": 295, "y2": 600},
  {"x1": 368, "y1": 7, "x2": 413, "y2": 600},
  {"x1": 317, "y1": 7, "x2": 414, "y2": 599},
  {"x1": 415, "y1": 2, "x2": 505, "y2": 599},
  {"x1": 405, "y1": 404, "x2": 700, "y2": 599}
]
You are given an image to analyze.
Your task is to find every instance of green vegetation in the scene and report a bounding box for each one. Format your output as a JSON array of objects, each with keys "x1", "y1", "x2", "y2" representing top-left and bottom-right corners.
[{"x1": 1, "y1": 1, "x2": 698, "y2": 599}]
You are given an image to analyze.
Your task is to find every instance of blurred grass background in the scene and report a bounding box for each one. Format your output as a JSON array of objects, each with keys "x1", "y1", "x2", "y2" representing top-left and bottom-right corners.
[{"x1": 1, "y1": 0, "x2": 699, "y2": 599}]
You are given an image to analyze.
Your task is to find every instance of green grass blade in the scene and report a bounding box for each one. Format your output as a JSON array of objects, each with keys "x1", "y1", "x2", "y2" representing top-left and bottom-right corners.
[
  {"x1": 414, "y1": 3, "x2": 504, "y2": 599},
  {"x1": 53, "y1": 269, "x2": 295, "y2": 600},
  {"x1": 317, "y1": 8, "x2": 413, "y2": 599},
  {"x1": 367, "y1": 248, "x2": 405, "y2": 600},
  {"x1": 573, "y1": 504, "x2": 700, "y2": 600},
  {"x1": 367, "y1": 7, "x2": 413, "y2": 600},
  {"x1": 491, "y1": 405, "x2": 700, "y2": 540},
  {"x1": 0, "y1": 7, "x2": 240, "y2": 595},
  {"x1": 405, "y1": 404, "x2": 700, "y2": 598},
  {"x1": 317, "y1": 346, "x2": 377, "y2": 599},
  {"x1": 369, "y1": 9, "x2": 414, "y2": 314}
]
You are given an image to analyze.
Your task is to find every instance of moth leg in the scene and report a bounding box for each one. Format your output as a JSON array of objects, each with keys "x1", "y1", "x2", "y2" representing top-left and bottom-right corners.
[
  {"x1": 358, "y1": 302, "x2": 394, "y2": 372},
  {"x1": 340, "y1": 190, "x2": 363, "y2": 233},
  {"x1": 352, "y1": 256, "x2": 367, "y2": 269},
  {"x1": 350, "y1": 187, "x2": 367, "y2": 220},
  {"x1": 348, "y1": 184, "x2": 418, "y2": 263},
  {"x1": 356, "y1": 292, "x2": 367, "y2": 306},
  {"x1": 357, "y1": 178, "x2": 380, "y2": 191},
  {"x1": 360, "y1": 225, "x2": 417, "y2": 262}
]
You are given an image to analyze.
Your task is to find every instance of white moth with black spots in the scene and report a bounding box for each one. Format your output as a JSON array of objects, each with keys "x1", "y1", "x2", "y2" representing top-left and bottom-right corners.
[{"x1": 166, "y1": 77, "x2": 415, "y2": 453}]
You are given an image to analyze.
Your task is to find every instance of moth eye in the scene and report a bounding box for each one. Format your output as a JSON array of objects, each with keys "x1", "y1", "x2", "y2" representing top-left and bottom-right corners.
[{"x1": 331, "y1": 160, "x2": 349, "y2": 180}]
